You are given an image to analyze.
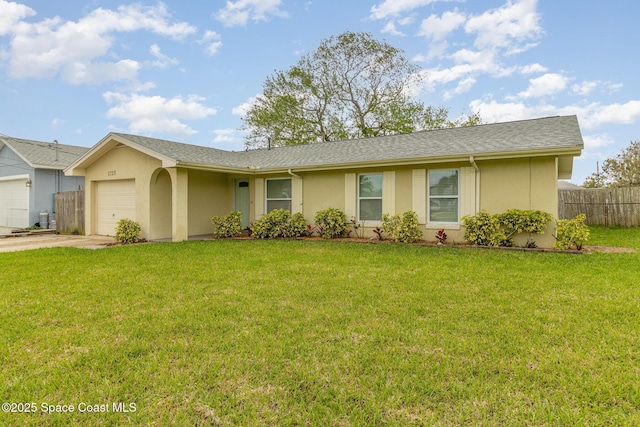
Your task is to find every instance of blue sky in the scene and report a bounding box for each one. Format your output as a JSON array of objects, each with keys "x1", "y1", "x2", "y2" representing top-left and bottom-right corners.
[{"x1": 1, "y1": 0, "x2": 638, "y2": 184}]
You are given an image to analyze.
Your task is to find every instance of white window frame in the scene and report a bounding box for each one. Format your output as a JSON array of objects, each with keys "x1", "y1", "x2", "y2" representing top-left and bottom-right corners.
[
  {"x1": 357, "y1": 173, "x2": 383, "y2": 222},
  {"x1": 265, "y1": 178, "x2": 292, "y2": 213},
  {"x1": 428, "y1": 169, "x2": 460, "y2": 224}
]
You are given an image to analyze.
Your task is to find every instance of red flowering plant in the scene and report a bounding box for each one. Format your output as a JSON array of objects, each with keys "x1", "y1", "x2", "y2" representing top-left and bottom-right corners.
[
  {"x1": 435, "y1": 228, "x2": 447, "y2": 244},
  {"x1": 373, "y1": 226, "x2": 384, "y2": 240}
]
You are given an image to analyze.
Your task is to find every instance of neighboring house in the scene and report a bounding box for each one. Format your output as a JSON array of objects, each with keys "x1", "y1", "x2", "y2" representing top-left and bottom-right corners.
[
  {"x1": 0, "y1": 136, "x2": 88, "y2": 228},
  {"x1": 65, "y1": 115, "x2": 584, "y2": 248},
  {"x1": 558, "y1": 180, "x2": 584, "y2": 190}
]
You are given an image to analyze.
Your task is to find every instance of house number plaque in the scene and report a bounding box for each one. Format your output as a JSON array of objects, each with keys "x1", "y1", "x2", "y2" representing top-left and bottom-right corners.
[{"x1": 107, "y1": 170, "x2": 116, "y2": 176}]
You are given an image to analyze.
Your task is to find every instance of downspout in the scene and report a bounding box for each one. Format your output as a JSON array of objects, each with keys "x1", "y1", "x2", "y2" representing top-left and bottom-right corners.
[
  {"x1": 469, "y1": 156, "x2": 480, "y2": 212},
  {"x1": 287, "y1": 169, "x2": 301, "y2": 179}
]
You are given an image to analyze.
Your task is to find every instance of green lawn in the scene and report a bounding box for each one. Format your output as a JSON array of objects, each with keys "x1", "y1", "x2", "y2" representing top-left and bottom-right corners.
[{"x1": 1, "y1": 229, "x2": 639, "y2": 426}]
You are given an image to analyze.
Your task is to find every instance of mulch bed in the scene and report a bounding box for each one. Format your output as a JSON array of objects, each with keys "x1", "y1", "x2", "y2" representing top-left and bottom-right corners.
[{"x1": 103, "y1": 234, "x2": 635, "y2": 254}]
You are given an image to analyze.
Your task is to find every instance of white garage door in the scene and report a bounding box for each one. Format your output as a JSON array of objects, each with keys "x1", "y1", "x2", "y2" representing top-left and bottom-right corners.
[
  {"x1": 96, "y1": 179, "x2": 136, "y2": 236},
  {"x1": 0, "y1": 176, "x2": 30, "y2": 228}
]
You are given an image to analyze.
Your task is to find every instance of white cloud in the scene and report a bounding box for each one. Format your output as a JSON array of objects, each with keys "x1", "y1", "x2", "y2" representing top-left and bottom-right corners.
[
  {"x1": 370, "y1": 0, "x2": 442, "y2": 20},
  {"x1": 417, "y1": 9, "x2": 466, "y2": 58},
  {"x1": 607, "y1": 82, "x2": 623, "y2": 93},
  {"x1": 215, "y1": 0, "x2": 288, "y2": 27},
  {"x1": 465, "y1": 0, "x2": 542, "y2": 51},
  {"x1": 579, "y1": 100, "x2": 640, "y2": 129},
  {"x1": 3, "y1": 3, "x2": 196, "y2": 83},
  {"x1": 232, "y1": 95, "x2": 259, "y2": 116},
  {"x1": 103, "y1": 92, "x2": 218, "y2": 136},
  {"x1": 468, "y1": 98, "x2": 640, "y2": 132},
  {"x1": 202, "y1": 31, "x2": 223, "y2": 55},
  {"x1": 381, "y1": 21, "x2": 405, "y2": 36},
  {"x1": 516, "y1": 73, "x2": 569, "y2": 99},
  {"x1": 212, "y1": 129, "x2": 237, "y2": 143},
  {"x1": 418, "y1": 10, "x2": 466, "y2": 41},
  {"x1": 582, "y1": 133, "x2": 615, "y2": 150},
  {"x1": 444, "y1": 77, "x2": 476, "y2": 100},
  {"x1": 61, "y1": 59, "x2": 141, "y2": 85},
  {"x1": 468, "y1": 99, "x2": 544, "y2": 123},
  {"x1": 572, "y1": 80, "x2": 599, "y2": 96},
  {"x1": 131, "y1": 81, "x2": 157, "y2": 93},
  {"x1": 409, "y1": 1, "x2": 545, "y2": 95},
  {"x1": 520, "y1": 63, "x2": 547, "y2": 74},
  {"x1": 149, "y1": 44, "x2": 179, "y2": 69},
  {"x1": 0, "y1": 0, "x2": 35, "y2": 36}
]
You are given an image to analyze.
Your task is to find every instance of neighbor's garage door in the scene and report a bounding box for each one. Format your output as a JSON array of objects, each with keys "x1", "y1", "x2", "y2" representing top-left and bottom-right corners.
[
  {"x1": 0, "y1": 176, "x2": 29, "y2": 228},
  {"x1": 96, "y1": 179, "x2": 136, "y2": 236}
]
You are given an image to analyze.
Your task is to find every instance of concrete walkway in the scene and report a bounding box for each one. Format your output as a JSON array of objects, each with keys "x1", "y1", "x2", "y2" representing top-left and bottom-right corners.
[{"x1": 0, "y1": 232, "x2": 115, "y2": 253}]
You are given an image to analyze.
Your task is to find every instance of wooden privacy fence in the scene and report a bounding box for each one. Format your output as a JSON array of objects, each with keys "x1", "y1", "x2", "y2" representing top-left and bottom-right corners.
[
  {"x1": 559, "y1": 187, "x2": 640, "y2": 227},
  {"x1": 54, "y1": 190, "x2": 85, "y2": 234}
]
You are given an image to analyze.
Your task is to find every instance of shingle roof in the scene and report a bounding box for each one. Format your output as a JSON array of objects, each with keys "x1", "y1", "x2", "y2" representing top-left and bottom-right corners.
[
  {"x1": 0, "y1": 136, "x2": 90, "y2": 169},
  {"x1": 558, "y1": 180, "x2": 583, "y2": 190},
  {"x1": 113, "y1": 115, "x2": 583, "y2": 171}
]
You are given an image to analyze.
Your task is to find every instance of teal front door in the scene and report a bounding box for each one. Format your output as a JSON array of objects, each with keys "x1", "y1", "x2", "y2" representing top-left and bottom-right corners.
[{"x1": 234, "y1": 179, "x2": 250, "y2": 229}]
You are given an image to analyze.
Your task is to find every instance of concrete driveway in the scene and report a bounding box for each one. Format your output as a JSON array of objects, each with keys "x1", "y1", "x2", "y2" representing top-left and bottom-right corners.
[{"x1": 0, "y1": 232, "x2": 115, "y2": 253}]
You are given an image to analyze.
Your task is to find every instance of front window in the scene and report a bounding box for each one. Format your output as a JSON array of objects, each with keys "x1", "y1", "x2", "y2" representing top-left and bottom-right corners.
[
  {"x1": 428, "y1": 169, "x2": 459, "y2": 223},
  {"x1": 266, "y1": 178, "x2": 292, "y2": 213},
  {"x1": 358, "y1": 173, "x2": 383, "y2": 221}
]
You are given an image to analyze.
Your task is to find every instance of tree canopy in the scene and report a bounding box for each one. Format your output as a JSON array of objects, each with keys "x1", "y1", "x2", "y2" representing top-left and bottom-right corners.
[
  {"x1": 583, "y1": 140, "x2": 640, "y2": 188},
  {"x1": 242, "y1": 31, "x2": 480, "y2": 149}
]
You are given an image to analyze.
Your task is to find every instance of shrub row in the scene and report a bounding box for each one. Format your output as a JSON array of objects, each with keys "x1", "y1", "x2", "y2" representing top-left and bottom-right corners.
[
  {"x1": 462, "y1": 209, "x2": 590, "y2": 250},
  {"x1": 211, "y1": 207, "x2": 424, "y2": 242}
]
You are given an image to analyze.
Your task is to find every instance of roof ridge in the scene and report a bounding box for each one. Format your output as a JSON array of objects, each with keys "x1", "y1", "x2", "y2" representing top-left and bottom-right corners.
[{"x1": 245, "y1": 115, "x2": 575, "y2": 153}]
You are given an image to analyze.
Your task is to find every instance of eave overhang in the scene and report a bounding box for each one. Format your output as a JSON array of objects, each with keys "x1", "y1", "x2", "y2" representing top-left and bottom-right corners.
[{"x1": 65, "y1": 133, "x2": 177, "y2": 176}]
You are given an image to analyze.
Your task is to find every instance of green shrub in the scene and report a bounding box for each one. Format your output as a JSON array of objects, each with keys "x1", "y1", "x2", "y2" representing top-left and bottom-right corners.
[
  {"x1": 283, "y1": 212, "x2": 308, "y2": 238},
  {"x1": 554, "y1": 214, "x2": 590, "y2": 250},
  {"x1": 314, "y1": 208, "x2": 349, "y2": 238},
  {"x1": 381, "y1": 211, "x2": 423, "y2": 243},
  {"x1": 499, "y1": 209, "x2": 553, "y2": 236},
  {"x1": 210, "y1": 211, "x2": 242, "y2": 238},
  {"x1": 462, "y1": 210, "x2": 506, "y2": 246},
  {"x1": 251, "y1": 209, "x2": 308, "y2": 239},
  {"x1": 498, "y1": 209, "x2": 553, "y2": 247},
  {"x1": 114, "y1": 218, "x2": 142, "y2": 244}
]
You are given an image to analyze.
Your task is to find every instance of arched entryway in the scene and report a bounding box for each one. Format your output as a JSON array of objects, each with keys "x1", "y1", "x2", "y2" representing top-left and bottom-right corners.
[{"x1": 149, "y1": 168, "x2": 172, "y2": 240}]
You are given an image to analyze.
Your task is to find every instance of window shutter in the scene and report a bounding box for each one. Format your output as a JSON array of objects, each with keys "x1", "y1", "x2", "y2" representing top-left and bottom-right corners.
[
  {"x1": 254, "y1": 178, "x2": 264, "y2": 220},
  {"x1": 382, "y1": 171, "x2": 395, "y2": 215},
  {"x1": 412, "y1": 169, "x2": 426, "y2": 223},
  {"x1": 344, "y1": 173, "x2": 356, "y2": 219},
  {"x1": 459, "y1": 166, "x2": 476, "y2": 219}
]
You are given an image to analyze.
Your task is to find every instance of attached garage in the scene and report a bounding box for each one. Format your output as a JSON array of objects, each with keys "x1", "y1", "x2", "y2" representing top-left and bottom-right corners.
[
  {"x1": 0, "y1": 175, "x2": 30, "y2": 228},
  {"x1": 96, "y1": 179, "x2": 136, "y2": 236}
]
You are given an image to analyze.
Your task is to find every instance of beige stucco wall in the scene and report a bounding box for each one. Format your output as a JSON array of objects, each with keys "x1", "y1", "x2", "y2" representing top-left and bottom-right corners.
[
  {"x1": 297, "y1": 171, "x2": 346, "y2": 217},
  {"x1": 478, "y1": 156, "x2": 558, "y2": 247},
  {"x1": 188, "y1": 170, "x2": 232, "y2": 236}
]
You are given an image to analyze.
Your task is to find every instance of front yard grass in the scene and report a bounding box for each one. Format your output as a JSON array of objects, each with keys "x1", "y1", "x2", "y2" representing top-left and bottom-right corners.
[{"x1": 1, "y1": 229, "x2": 639, "y2": 426}]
